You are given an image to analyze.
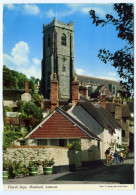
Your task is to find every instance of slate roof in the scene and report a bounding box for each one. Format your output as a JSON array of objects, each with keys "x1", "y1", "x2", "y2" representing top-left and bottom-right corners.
[
  {"x1": 77, "y1": 95, "x2": 121, "y2": 132},
  {"x1": 106, "y1": 103, "x2": 131, "y2": 118},
  {"x1": 77, "y1": 75, "x2": 126, "y2": 92},
  {"x1": 26, "y1": 108, "x2": 100, "y2": 140},
  {"x1": 3, "y1": 89, "x2": 32, "y2": 100}
]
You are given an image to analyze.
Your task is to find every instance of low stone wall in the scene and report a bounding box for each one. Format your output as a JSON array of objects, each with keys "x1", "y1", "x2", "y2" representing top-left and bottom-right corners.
[{"x1": 3, "y1": 146, "x2": 76, "y2": 174}]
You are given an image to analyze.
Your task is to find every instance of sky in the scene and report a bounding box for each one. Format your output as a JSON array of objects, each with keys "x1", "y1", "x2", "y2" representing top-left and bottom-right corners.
[{"x1": 2, "y1": 1, "x2": 131, "y2": 81}]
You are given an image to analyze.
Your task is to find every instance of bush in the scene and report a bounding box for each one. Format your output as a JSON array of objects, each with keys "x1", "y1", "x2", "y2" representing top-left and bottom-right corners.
[
  {"x1": 3, "y1": 106, "x2": 13, "y2": 112},
  {"x1": 3, "y1": 131, "x2": 23, "y2": 149},
  {"x1": 67, "y1": 141, "x2": 82, "y2": 151}
]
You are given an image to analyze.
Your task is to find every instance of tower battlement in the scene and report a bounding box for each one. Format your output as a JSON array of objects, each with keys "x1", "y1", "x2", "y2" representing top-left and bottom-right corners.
[{"x1": 43, "y1": 17, "x2": 74, "y2": 32}]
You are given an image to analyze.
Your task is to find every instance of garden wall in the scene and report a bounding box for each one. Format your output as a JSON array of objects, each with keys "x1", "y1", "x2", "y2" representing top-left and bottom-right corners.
[{"x1": 3, "y1": 146, "x2": 76, "y2": 174}]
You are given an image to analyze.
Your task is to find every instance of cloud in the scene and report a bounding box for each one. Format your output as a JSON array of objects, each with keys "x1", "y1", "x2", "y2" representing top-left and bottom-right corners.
[
  {"x1": 97, "y1": 72, "x2": 120, "y2": 81},
  {"x1": 32, "y1": 58, "x2": 41, "y2": 66},
  {"x1": 76, "y1": 68, "x2": 93, "y2": 77},
  {"x1": 3, "y1": 41, "x2": 41, "y2": 79},
  {"x1": 4, "y1": 41, "x2": 29, "y2": 66},
  {"x1": 46, "y1": 9, "x2": 56, "y2": 18},
  {"x1": 81, "y1": 7, "x2": 106, "y2": 16},
  {"x1": 76, "y1": 68, "x2": 85, "y2": 75},
  {"x1": 65, "y1": 4, "x2": 107, "y2": 17},
  {"x1": 4, "y1": 4, "x2": 15, "y2": 10},
  {"x1": 4, "y1": 4, "x2": 40, "y2": 16},
  {"x1": 23, "y1": 4, "x2": 40, "y2": 15}
]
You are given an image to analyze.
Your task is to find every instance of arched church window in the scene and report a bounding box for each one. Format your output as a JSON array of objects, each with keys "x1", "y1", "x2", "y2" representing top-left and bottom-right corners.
[
  {"x1": 61, "y1": 34, "x2": 66, "y2": 46},
  {"x1": 62, "y1": 65, "x2": 66, "y2": 72},
  {"x1": 48, "y1": 35, "x2": 50, "y2": 47}
]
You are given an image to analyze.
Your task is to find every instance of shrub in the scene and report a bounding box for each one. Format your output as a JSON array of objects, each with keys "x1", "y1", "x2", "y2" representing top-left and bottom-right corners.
[
  {"x1": 67, "y1": 141, "x2": 82, "y2": 151},
  {"x1": 3, "y1": 131, "x2": 23, "y2": 149}
]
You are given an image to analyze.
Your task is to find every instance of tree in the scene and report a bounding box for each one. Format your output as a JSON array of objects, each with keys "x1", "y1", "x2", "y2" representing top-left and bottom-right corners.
[
  {"x1": 89, "y1": 3, "x2": 134, "y2": 94},
  {"x1": 17, "y1": 101, "x2": 43, "y2": 131}
]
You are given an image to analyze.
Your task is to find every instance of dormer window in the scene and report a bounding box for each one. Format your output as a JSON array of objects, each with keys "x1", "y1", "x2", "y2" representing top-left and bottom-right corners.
[
  {"x1": 48, "y1": 35, "x2": 50, "y2": 47},
  {"x1": 61, "y1": 33, "x2": 66, "y2": 46}
]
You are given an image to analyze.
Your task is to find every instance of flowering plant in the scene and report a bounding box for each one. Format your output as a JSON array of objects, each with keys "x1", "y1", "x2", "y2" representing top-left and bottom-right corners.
[
  {"x1": 3, "y1": 161, "x2": 11, "y2": 171},
  {"x1": 41, "y1": 158, "x2": 55, "y2": 167},
  {"x1": 28, "y1": 160, "x2": 41, "y2": 168}
]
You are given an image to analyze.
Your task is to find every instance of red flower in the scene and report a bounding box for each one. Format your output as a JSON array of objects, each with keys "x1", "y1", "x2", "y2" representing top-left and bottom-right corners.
[
  {"x1": 8, "y1": 165, "x2": 11, "y2": 167},
  {"x1": 42, "y1": 161, "x2": 44, "y2": 163}
]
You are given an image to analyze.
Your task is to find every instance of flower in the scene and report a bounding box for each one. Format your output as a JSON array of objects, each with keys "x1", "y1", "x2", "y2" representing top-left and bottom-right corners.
[{"x1": 41, "y1": 158, "x2": 55, "y2": 167}]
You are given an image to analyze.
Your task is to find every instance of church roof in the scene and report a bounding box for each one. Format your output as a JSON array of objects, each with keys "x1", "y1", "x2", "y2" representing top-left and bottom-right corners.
[
  {"x1": 25, "y1": 108, "x2": 100, "y2": 140},
  {"x1": 77, "y1": 75, "x2": 126, "y2": 92}
]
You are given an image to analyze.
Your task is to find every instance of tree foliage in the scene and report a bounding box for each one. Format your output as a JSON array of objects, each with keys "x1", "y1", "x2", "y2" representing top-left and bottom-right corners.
[
  {"x1": 3, "y1": 65, "x2": 40, "y2": 93},
  {"x1": 3, "y1": 131, "x2": 23, "y2": 150},
  {"x1": 89, "y1": 3, "x2": 134, "y2": 93},
  {"x1": 17, "y1": 101, "x2": 43, "y2": 131}
]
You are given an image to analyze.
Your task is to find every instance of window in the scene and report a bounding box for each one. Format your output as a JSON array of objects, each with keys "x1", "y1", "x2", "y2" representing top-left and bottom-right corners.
[
  {"x1": 50, "y1": 139, "x2": 58, "y2": 146},
  {"x1": 62, "y1": 65, "x2": 66, "y2": 72},
  {"x1": 20, "y1": 140, "x2": 25, "y2": 146},
  {"x1": 48, "y1": 35, "x2": 50, "y2": 47},
  {"x1": 122, "y1": 130, "x2": 125, "y2": 137},
  {"x1": 61, "y1": 34, "x2": 66, "y2": 46},
  {"x1": 37, "y1": 139, "x2": 47, "y2": 145}
]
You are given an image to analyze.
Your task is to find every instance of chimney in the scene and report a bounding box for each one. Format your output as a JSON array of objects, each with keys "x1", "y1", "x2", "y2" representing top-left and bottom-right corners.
[
  {"x1": 79, "y1": 82, "x2": 88, "y2": 99},
  {"x1": 100, "y1": 93, "x2": 106, "y2": 108},
  {"x1": 51, "y1": 73, "x2": 58, "y2": 112},
  {"x1": 72, "y1": 76, "x2": 79, "y2": 106},
  {"x1": 25, "y1": 80, "x2": 29, "y2": 93},
  {"x1": 115, "y1": 97, "x2": 122, "y2": 124}
]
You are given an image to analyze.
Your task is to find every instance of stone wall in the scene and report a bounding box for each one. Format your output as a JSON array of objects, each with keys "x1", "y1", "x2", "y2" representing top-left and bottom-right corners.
[{"x1": 3, "y1": 146, "x2": 76, "y2": 174}]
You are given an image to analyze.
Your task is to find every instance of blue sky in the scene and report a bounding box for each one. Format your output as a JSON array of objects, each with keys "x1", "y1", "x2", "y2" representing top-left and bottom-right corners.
[{"x1": 3, "y1": 3, "x2": 128, "y2": 81}]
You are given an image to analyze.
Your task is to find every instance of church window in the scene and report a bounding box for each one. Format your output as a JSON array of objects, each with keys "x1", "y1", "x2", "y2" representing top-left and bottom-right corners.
[
  {"x1": 61, "y1": 33, "x2": 66, "y2": 46},
  {"x1": 62, "y1": 65, "x2": 66, "y2": 72},
  {"x1": 48, "y1": 35, "x2": 50, "y2": 47}
]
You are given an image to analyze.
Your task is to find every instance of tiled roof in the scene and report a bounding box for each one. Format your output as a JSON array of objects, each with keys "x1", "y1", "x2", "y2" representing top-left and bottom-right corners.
[{"x1": 27, "y1": 108, "x2": 100, "y2": 140}]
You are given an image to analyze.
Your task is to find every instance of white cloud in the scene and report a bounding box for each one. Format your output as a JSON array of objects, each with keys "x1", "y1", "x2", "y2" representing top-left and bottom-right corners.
[
  {"x1": 4, "y1": 4, "x2": 15, "y2": 10},
  {"x1": 76, "y1": 68, "x2": 93, "y2": 77},
  {"x1": 97, "y1": 72, "x2": 119, "y2": 81},
  {"x1": 23, "y1": 4, "x2": 40, "y2": 15},
  {"x1": 32, "y1": 58, "x2": 41, "y2": 66},
  {"x1": 81, "y1": 7, "x2": 106, "y2": 16},
  {"x1": 76, "y1": 68, "x2": 85, "y2": 75},
  {"x1": 4, "y1": 4, "x2": 40, "y2": 16},
  {"x1": 46, "y1": 9, "x2": 56, "y2": 18},
  {"x1": 3, "y1": 41, "x2": 41, "y2": 79}
]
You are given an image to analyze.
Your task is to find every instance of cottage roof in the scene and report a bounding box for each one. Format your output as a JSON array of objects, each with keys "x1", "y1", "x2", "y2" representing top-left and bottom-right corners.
[
  {"x1": 106, "y1": 103, "x2": 131, "y2": 118},
  {"x1": 77, "y1": 95, "x2": 121, "y2": 132},
  {"x1": 25, "y1": 108, "x2": 100, "y2": 140}
]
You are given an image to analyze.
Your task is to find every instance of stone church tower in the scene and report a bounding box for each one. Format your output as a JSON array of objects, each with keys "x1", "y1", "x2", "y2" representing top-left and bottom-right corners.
[{"x1": 41, "y1": 18, "x2": 75, "y2": 100}]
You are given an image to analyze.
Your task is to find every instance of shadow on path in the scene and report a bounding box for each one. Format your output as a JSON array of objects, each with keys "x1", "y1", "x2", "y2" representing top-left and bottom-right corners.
[{"x1": 51, "y1": 162, "x2": 134, "y2": 184}]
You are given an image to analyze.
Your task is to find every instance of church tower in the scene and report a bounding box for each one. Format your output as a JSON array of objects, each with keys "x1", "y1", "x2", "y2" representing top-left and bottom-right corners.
[{"x1": 41, "y1": 18, "x2": 74, "y2": 100}]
